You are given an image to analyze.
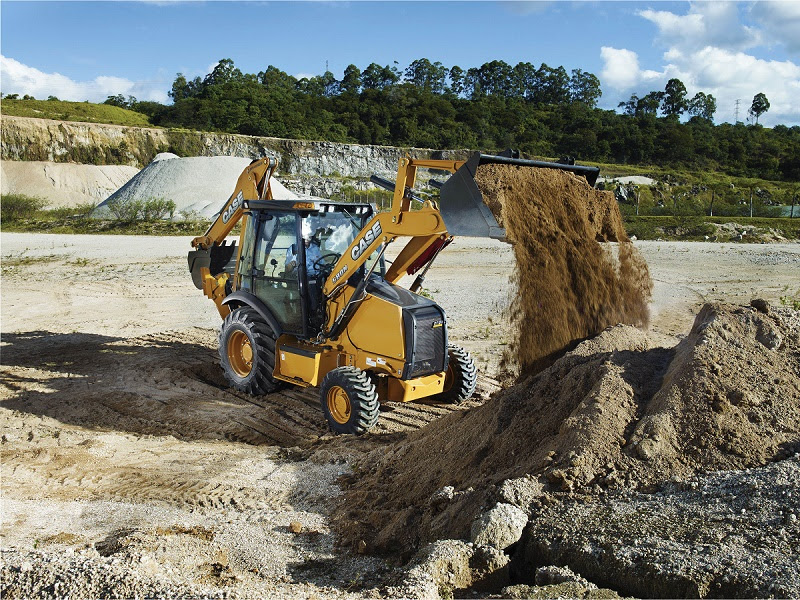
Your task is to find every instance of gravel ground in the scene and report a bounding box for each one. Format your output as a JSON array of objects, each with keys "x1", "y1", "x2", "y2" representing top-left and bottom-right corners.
[{"x1": 1, "y1": 233, "x2": 799, "y2": 598}]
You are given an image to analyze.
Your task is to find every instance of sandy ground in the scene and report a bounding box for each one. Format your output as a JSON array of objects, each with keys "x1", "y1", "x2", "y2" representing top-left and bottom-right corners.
[{"x1": 1, "y1": 232, "x2": 798, "y2": 597}]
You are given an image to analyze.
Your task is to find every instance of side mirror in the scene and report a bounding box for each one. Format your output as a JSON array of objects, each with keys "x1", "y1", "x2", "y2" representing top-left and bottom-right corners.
[{"x1": 270, "y1": 258, "x2": 278, "y2": 266}]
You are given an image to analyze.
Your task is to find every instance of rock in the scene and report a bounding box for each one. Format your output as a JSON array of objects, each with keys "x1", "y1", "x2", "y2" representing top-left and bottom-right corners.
[
  {"x1": 470, "y1": 545, "x2": 511, "y2": 591},
  {"x1": 385, "y1": 539, "x2": 474, "y2": 599},
  {"x1": 756, "y1": 319, "x2": 782, "y2": 350},
  {"x1": 498, "y1": 476, "x2": 545, "y2": 507},
  {"x1": 535, "y1": 565, "x2": 594, "y2": 587},
  {"x1": 750, "y1": 299, "x2": 770, "y2": 314},
  {"x1": 288, "y1": 521, "x2": 302, "y2": 534},
  {"x1": 471, "y1": 503, "x2": 528, "y2": 549},
  {"x1": 429, "y1": 485, "x2": 455, "y2": 508}
]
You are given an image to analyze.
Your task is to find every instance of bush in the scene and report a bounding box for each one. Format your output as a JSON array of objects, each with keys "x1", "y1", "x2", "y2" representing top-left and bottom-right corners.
[
  {"x1": 141, "y1": 198, "x2": 176, "y2": 220},
  {"x1": 104, "y1": 197, "x2": 176, "y2": 221},
  {"x1": 46, "y1": 202, "x2": 97, "y2": 220},
  {"x1": 1, "y1": 194, "x2": 48, "y2": 222}
]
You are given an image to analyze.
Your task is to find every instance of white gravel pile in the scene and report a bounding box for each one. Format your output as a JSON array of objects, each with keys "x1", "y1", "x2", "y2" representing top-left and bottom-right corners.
[{"x1": 92, "y1": 154, "x2": 298, "y2": 220}]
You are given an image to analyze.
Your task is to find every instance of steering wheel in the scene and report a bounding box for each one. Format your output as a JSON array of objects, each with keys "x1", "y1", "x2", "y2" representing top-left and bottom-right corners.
[{"x1": 311, "y1": 253, "x2": 341, "y2": 277}]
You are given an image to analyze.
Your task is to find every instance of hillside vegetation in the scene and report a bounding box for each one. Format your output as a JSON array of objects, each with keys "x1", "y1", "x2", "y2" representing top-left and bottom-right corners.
[
  {"x1": 4, "y1": 58, "x2": 797, "y2": 183},
  {"x1": 1, "y1": 98, "x2": 152, "y2": 127}
]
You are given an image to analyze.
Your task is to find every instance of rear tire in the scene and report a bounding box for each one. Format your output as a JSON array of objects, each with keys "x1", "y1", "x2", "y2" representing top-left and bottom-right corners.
[
  {"x1": 219, "y1": 307, "x2": 281, "y2": 395},
  {"x1": 319, "y1": 367, "x2": 379, "y2": 435},
  {"x1": 438, "y1": 345, "x2": 477, "y2": 404}
]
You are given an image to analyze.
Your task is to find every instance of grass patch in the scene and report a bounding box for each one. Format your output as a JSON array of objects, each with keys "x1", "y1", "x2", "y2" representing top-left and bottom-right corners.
[
  {"x1": 1, "y1": 99, "x2": 152, "y2": 127},
  {"x1": 1, "y1": 193, "x2": 209, "y2": 235}
]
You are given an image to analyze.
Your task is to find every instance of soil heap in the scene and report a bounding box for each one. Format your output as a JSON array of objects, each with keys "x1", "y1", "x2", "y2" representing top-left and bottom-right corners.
[
  {"x1": 474, "y1": 164, "x2": 652, "y2": 374},
  {"x1": 335, "y1": 301, "x2": 800, "y2": 559}
]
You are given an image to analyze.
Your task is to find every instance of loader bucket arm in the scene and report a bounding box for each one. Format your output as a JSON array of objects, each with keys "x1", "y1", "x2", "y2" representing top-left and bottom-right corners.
[{"x1": 438, "y1": 152, "x2": 601, "y2": 241}]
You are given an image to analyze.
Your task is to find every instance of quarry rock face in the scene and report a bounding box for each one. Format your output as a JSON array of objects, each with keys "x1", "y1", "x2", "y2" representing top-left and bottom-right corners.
[{"x1": 0, "y1": 115, "x2": 466, "y2": 178}]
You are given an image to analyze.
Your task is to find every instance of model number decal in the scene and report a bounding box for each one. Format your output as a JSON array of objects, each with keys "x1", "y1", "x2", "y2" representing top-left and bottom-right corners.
[
  {"x1": 222, "y1": 191, "x2": 244, "y2": 224},
  {"x1": 351, "y1": 221, "x2": 383, "y2": 260},
  {"x1": 331, "y1": 264, "x2": 349, "y2": 284}
]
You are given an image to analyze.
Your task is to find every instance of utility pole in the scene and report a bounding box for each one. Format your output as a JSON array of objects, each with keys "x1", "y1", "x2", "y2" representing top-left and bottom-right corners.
[{"x1": 734, "y1": 99, "x2": 742, "y2": 123}]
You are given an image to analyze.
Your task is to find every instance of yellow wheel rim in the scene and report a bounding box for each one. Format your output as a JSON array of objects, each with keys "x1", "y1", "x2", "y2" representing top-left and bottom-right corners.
[
  {"x1": 326, "y1": 386, "x2": 351, "y2": 424},
  {"x1": 443, "y1": 363, "x2": 455, "y2": 392},
  {"x1": 227, "y1": 330, "x2": 253, "y2": 377}
]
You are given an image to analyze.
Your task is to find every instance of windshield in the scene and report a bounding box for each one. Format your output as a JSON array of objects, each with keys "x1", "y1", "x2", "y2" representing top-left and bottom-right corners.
[{"x1": 304, "y1": 209, "x2": 382, "y2": 273}]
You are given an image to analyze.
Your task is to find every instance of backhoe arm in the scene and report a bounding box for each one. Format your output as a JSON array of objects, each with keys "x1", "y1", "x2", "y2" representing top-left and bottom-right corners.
[
  {"x1": 189, "y1": 157, "x2": 277, "y2": 317},
  {"x1": 321, "y1": 157, "x2": 464, "y2": 299},
  {"x1": 191, "y1": 157, "x2": 277, "y2": 250}
]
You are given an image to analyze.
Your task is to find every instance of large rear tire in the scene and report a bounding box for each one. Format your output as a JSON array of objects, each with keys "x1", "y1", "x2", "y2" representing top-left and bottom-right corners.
[
  {"x1": 438, "y1": 345, "x2": 477, "y2": 404},
  {"x1": 219, "y1": 307, "x2": 281, "y2": 395},
  {"x1": 319, "y1": 367, "x2": 379, "y2": 435}
]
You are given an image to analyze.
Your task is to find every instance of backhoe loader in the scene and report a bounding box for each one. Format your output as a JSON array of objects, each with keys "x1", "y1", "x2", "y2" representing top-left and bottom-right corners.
[{"x1": 189, "y1": 152, "x2": 599, "y2": 434}]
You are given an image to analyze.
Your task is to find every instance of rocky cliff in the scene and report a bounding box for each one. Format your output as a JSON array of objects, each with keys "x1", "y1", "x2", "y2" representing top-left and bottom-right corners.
[{"x1": 0, "y1": 116, "x2": 466, "y2": 182}]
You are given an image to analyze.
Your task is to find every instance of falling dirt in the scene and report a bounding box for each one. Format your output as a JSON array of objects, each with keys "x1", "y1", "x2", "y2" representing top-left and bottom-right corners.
[
  {"x1": 474, "y1": 164, "x2": 652, "y2": 375},
  {"x1": 335, "y1": 301, "x2": 800, "y2": 558}
]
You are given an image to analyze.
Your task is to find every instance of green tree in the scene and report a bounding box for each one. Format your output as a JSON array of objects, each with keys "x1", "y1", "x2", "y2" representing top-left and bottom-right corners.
[
  {"x1": 448, "y1": 66, "x2": 465, "y2": 96},
  {"x1": 661, "y1": 78, "x2": 688, "y2": 116},
  {"x1": 568, "y1": 69, "x2": 602, "y2": 107},
  {"x1": 341, "y1": 64, "x2": 362, "y2": 95},
  {"x1": 749, "y1": 92, "x2": 770, "y2": 124},
  {"x1": 687, "y1": 92, "x2": 717, "y2": 121}
]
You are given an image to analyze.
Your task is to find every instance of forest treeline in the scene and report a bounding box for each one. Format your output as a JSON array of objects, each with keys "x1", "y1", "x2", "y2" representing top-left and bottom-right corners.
[{"x1": 80, "y1": 58, "x2": 800, "y2": 181}]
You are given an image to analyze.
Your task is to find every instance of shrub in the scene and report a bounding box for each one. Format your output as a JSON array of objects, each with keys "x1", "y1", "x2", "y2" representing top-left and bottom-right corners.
[
  {"x1": 104, "y1": 197, "x2": 176, "y2": 221},
  {"x1": 1, "y1": 194, "x2": 49, "y2": 222},
  {"x1": 141, "y1": 198, "x2": 176, "y2": 220},
  {"x1": 46, "y1": 202, "x2": 97, "y2": 220}
]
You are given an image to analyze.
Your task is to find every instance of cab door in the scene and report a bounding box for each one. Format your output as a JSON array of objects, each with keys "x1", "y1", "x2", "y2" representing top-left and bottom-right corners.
[{"x1": 237, "y1": 211, "x2": 304, "y2": 335}]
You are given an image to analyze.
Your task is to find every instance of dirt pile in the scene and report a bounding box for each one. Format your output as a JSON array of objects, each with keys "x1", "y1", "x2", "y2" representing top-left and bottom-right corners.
[
  {"x1": 474, "y1": 164, "x2": 652, "y2": 374},
  {"x1": 335, "y1": 301, "x2": 800, "y2": 557}
]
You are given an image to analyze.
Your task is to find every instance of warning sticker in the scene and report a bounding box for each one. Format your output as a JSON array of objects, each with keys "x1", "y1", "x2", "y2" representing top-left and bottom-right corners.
[{"x1": 365, "y1": 357, "x2": 377, "y2": 367}]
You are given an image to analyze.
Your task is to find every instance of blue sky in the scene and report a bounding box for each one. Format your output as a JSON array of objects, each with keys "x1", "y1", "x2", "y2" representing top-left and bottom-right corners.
[{"x1": 1, "y1": 1, "x2": 799, "y2": 126}]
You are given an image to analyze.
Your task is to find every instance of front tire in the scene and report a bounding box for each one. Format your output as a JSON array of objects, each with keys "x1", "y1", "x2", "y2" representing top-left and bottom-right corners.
[
  {"x1": 319, "y1": 367, "x2": 379, "y2": 435},
  {"x1": 438, "y1": 345, "x2": 477, "y2": 404},
  {"x1": 219, "y1": 307, "x2": 281, "y2": 395}
]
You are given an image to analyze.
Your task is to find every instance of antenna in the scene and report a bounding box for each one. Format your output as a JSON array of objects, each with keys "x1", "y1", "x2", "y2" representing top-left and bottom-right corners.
[
  {"x1": 326, "y1": 60, "x2": 329, "y2": 73},
  {"x1": 734, "y1": 99, "x2": 742, "y2": 123}
]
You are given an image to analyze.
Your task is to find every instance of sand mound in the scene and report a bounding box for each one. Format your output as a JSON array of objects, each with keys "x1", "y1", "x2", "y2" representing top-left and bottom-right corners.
[
  {"x1": 92, "y1": 155, "x2": 298, "y2": 220},
  {"x1": 1, "y1": 160, "x2": 139, "y2": 208},
  {"x1": 336, "y1": 302, "x2": 800, "y2": 557},
  {"x1": 474, "y1": 165, "x2": 652, "y2": 375}
]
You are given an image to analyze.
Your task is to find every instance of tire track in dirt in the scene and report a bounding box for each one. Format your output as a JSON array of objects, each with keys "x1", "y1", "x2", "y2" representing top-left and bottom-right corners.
[{"x1": 1, "y1": 327, "x2": 492, "y2": 510}]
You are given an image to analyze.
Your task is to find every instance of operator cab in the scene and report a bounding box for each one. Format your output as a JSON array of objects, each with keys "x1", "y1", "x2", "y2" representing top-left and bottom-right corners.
[{"x1": 235, "y1": 201, "x2": 383, "y2": 339}]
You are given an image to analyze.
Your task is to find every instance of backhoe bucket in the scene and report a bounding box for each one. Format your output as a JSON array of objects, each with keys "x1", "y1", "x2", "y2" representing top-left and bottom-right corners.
[{"x1": 438, "y1": 152, "x2": 600, "y2": 241}]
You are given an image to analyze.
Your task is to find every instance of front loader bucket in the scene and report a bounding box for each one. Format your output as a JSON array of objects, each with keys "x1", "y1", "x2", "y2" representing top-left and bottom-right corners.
[
  {"x1": 188, "y1": 240, "x2": 238, "y2": 289},
  {"x1": 438, "y1": 152, "x2": 601, "y2": 241}
]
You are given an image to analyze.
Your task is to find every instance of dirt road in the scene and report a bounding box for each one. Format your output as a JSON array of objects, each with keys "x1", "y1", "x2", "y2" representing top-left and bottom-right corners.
[{"x1": 1, "y1": 232, "x2": 798, "y2": 597}]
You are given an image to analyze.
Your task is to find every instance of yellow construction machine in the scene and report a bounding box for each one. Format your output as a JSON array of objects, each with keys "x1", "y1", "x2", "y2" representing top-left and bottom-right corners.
[{"x1": 189, "y1": 152, "x2": 599, "y2": 434}]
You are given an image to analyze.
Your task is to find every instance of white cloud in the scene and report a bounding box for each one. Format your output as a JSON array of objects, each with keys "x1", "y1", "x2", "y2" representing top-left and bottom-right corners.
[
  {"x1": 600, "y1": 47, "x2": 660, "y2": 90},
  {"x1": 599, "y1": 3, "x2": 800, "y2": 126},
  {"x1": 638, "y1": 2, "x2": 761, "y2": 52},
  {"x1": 749, "y1": 0, "x2": 800, "y2": 54},
  {"x1": 600, "y1": 44, "x2": 800, "y2": 126},
  {"x1": 0, "y1": 55, "x2": 169, "y2": 103}
]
